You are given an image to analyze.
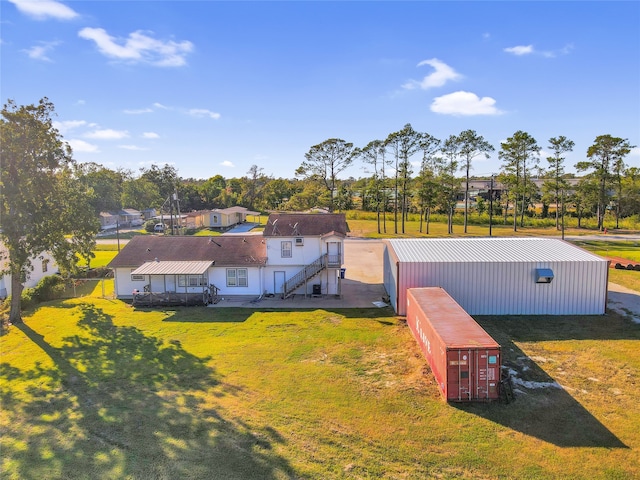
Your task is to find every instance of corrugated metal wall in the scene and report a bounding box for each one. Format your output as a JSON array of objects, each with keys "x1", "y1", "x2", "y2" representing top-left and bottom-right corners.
[
  {"x1": 385, "y1": 241, "x2": 609, "y2": 316},
  {"x1": 382, "y1": 242, "x2": 398, "y2": 311}
]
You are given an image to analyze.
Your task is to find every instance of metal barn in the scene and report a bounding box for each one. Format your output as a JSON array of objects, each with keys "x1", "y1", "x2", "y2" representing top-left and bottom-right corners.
[{"x1": 383, "y1": 238, "x2": 609, "y2": 316}]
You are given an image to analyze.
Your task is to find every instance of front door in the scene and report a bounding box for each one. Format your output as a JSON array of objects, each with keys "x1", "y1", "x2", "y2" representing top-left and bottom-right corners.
[
  {"x1": 327, "y1": 241, "x2": 341, "y2": 266},
  {"x1": 274, "y1": 271, "x2": 285, "y2": 295}
]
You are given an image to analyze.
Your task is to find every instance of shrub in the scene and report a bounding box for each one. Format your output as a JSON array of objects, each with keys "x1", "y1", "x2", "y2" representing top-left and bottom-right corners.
[{"x1": 28, "y1": 275, "x2": 66, "y2": 303}]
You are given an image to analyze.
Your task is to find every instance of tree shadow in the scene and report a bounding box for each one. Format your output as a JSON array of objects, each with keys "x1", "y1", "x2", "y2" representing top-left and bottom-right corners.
[
  {"x1": 2, "y1": 304, "x2": 296, "y2": 479},
  {"x1": 449, "y1": 316, "x2": 632, "y2": 448},
  {"x1": 161, "y1": 306, "x2": 396, "y2": 324}
]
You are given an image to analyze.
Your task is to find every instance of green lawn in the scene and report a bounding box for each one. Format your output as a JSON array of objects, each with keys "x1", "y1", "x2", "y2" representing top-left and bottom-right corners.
[{"x1": 1, "y1": 289, "x2": 638, "y2": 479}]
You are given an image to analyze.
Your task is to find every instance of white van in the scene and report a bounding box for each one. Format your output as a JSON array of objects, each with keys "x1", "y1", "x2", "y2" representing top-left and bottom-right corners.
[{"x1": 154, "y1": 223, "x2": 166, "y2": 232}]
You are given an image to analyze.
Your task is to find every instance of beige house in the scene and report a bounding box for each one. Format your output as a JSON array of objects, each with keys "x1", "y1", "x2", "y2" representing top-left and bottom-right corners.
[{"x1": 202, "y1": 206, "x2": 260, "y2": 229}]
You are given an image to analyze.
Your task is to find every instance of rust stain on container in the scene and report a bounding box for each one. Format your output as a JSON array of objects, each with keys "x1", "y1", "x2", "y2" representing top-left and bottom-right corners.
[{"x1": 406, "y1": 287, "x2": 501, "y2": 402}]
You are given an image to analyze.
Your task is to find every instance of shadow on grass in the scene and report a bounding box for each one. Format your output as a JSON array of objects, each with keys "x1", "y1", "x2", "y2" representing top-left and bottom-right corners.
[
  {"x1": 2, "y1": 304, "x2": 296, "y2": 479},
  {"x1": 160, "y1": 306, "x2": 396, "y2": 323},
  {"x1": 476, "y1": 314, "x2": 640, "y2": 342},
  {"x1": 450, "y1": 316, "x2": 633, "y2": 448}
]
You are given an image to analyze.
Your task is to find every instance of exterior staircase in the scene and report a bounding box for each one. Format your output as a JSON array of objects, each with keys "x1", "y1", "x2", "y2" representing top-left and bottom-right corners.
[{"x1": 282, "y1": 254, "x2": 339, "y2": 299}]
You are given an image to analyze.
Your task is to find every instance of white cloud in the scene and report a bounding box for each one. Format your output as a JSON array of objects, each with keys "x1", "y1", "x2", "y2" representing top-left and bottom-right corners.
[
  {"x1": 23, "y1": 41, "x2": 60, "y2": 62},
  {"x1": 142, "y1": 132, "x2": 160, "y2": 139},
  {"x1": 504, "y1": 45, "x2": 534, "y2": 56},
  {"x1": 430, "y1": 91, "x2": 503, "y2": 116},
  {"x1": 68, "y1": 139, "x2": 99, "y2": 153},
  {"x1": 188, "y1": 108, "x2": 221, "y2": 120},
  {"x1": 220, "y1": 161, "x2": 235, "y2": 168},
  {"x1": 402, "y1": 58, "x2": 462, "y2": 90},
  {"x1": 78, "y1": 27, "x2": 193, "y2": 67},
  {"x1": 153, "y1": 102, "x2": 169, "y2": 109},
  {"x1": 118, "y1": 145, "x2": 148, "y2": 151},
  {"x1": 84, "y1": 129, "x2": 129, "y2": 140},
  {"x1": 53, "y1": 119, "x2": 86, "y2": 134},
  {"x1": 504, "y1": 44, "x2": 573, "y2": 58},
  {"x1": 124, "y1": 108, "x2": 153, "y2": 114},
  {"x1": 9, "y1": 0, "x2": 78, "y2": 20}
]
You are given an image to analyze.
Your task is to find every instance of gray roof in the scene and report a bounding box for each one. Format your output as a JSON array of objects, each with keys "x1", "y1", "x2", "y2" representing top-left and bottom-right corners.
[
  {"x1": 385, "y1": 238, "x2": 606, "y2": 263},
  {"x1": 132, "y1": 261, "x2": 213, "y2": 276}
]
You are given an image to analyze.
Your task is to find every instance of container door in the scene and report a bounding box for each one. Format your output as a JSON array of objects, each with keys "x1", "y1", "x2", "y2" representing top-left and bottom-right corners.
[
  {"x1": 473, "y1": 349, "x2": 500, "y2": 400},
  {"x1": 447, "y1": 350, "x2": 472, "y2": 401}
]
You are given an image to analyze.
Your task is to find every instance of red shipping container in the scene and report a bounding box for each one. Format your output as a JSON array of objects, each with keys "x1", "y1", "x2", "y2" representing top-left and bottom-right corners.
[{"x1": 406, "y1": 287, "x2": 501, "y2": 402}]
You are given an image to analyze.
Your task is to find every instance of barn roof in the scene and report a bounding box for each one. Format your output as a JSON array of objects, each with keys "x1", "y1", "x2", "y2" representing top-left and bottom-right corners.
[
  {"x1": 263, "y1": 213, "x2": 348, "y2": 237},
  {"x1": 108, "y1": 235, "x2": 267, "y2": 268},
  {"x1": 385, "y1": 238, "x2": 606, "y2": 263}
]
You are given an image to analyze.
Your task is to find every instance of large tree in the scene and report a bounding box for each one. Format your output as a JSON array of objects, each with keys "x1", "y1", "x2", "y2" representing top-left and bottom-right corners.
[
  {"x1": 499, "y1": 131, "x2": 540, "y2": 230},
  {"x1": 542, "y1": 136, "x2": 574, "y2": 230},
  {"x1": 415, "y1": 134, "x2": 441, "y2": 234},
  {"x1": 1, "y1": 98, "x2": 99, "y2": 323},
  {"x1": 448, "y1": 130, "x2": 494, "y2": 233},
  {"x1": 577, "y1": 135, "x2": 634, "y2": 231},
  {"x1": 360, "y1": 139, "x2": 388, "y2": 234},
  {"x1": 296, "y1": 138, "x2": 357, "y2": 212},
  {"x1": 77, "y1": 162, "x2": 124, "y2": 214},
  {"x1": 385, "y1": 124, "x2": 423, "y2": 234}
]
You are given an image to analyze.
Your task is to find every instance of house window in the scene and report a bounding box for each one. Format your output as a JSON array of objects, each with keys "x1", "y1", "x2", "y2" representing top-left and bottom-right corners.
[
  {"x1": 131, "y1": 269, "x2": 145, "y2": 282},
  {"x1": 42, "y1": 259, "x2": 49, "y2": 273},
  {"x1": 178, "y1": 275, "x2": 207, "y2": 287},
  {"x1": 227, "y1": 268, "x2": 248, "y2": 287},
  {"x1": 281, "y1": 241, "x2": 292, "y2": 258}
]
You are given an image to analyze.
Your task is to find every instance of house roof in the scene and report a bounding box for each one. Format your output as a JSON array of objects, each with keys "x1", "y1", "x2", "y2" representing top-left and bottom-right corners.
[
  {"x1": 132, "y1": 261, "x2": 213, "y2": 276},
  {"x1": 212, "y1": 206, "x2": 261, "y2": 216},
  {"x1": 385, "y1": 238, "x2": 606, "y2": 263},
  {"x1": 108, "y1": 235, "x2": 267, "y2": 269},
  {"x1": 263, "y1": 213, "x2": 348, "y2": 237}
]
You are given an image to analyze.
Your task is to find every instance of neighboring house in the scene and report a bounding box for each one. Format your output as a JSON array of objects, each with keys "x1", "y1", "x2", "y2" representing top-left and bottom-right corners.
[
  {"x1": 0, "y1": 243, "x2": 58, "y2": 299},
  {"x1": 141, "y1": 208, "x2": 157, "y2": 220},
  {"x1": 107, "y1": 213, "x2": 349, "y2": 304},
  {"x1": 184, "y1": 210, "x2": 208, "y2": 230},
  {"x1": 203, "y1": 206, "x2": 261, "y2": 229},
  {"x1": 99, "y1": 212, "x2": 119, "y2": 230},
  {"x1": 119, "y1": 208, "x2": 144, "y2": 227}
]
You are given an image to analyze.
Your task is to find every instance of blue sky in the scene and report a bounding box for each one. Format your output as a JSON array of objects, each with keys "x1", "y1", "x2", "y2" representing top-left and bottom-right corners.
[{"x1": 2, "y1": 0, "x2": 639, "y2": 180}]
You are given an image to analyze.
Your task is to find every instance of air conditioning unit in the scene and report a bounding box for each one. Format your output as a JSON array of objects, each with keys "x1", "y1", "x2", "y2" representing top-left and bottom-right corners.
[{"x1": 295, "y1": 237, "x2": 304, "y2": 246}]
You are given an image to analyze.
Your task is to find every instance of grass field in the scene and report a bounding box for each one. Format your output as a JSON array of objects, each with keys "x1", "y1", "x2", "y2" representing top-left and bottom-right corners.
[{"x1": 1, "y1": 284, "x2": 639, "y2": 479}]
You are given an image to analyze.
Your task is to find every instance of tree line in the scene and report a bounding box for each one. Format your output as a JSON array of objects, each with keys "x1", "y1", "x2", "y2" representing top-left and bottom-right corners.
[{"x1": 74, "y1": 124, "x2": 636, "y2": 235}]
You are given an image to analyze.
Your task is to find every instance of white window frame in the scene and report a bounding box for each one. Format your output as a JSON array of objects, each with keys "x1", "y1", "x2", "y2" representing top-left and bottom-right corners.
[
  {"x1": 227, "y1": 268, "x2": 248, "y2": 287},
  {"x1": 131, "y1": 269, "x2": 145, "y2": 282},
  {"x1": 178, "y1": 275, "x2": 207, "y2": 287},
  {"x1": 281, "y1": 241, "x2": 292, "y2": 258}
]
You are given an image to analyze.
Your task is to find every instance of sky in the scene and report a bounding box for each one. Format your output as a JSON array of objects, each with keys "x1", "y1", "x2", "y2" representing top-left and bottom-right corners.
[{"x1": 2, "y1": 0, "x2": 639, "y2": 181}]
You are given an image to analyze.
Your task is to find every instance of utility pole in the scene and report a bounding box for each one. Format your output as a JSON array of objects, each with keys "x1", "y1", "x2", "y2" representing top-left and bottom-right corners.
[
  {"x1": 561, "y1": 187, "x2": 565, "y2": 240},
  {"x1": 489, "y1": 175, "x2": 494, "y2": 237}
]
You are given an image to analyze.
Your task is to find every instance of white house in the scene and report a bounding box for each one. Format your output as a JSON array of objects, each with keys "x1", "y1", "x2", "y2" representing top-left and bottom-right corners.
[
  {"x1": 0, "y1": 243, "x2": 59, "y2": 299},
  {"x1": 108, "y1": 213, "x2": 348, "y2": 305},
  {"x1": 262, "y1": 213, "x2": 347, "y2": 297},
  {"x1": 383, "y1": 237, "x2": 609, "y2": 316}
]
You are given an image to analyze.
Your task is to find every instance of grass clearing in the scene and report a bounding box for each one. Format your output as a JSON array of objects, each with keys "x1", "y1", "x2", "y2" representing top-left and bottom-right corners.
[{"x1": 1, "y1": 289, "x2": 639, "y2": 479}]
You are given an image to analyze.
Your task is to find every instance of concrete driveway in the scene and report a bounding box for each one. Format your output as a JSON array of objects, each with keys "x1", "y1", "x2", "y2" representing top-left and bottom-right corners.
[{"x1": 210, "y1": 239, "x2": 389, "y2": 309}]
